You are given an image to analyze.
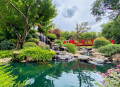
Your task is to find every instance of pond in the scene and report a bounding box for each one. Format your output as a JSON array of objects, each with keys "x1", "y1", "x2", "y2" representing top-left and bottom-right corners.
[{"x1": 1, "y1": 60, "x2": 118, "y2": 87}]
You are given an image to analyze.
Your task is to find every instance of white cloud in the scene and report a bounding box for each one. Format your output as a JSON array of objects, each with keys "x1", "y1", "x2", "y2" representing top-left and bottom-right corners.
[{"x1": 52, "y1": 0, "x2": 109, "y2": 32}]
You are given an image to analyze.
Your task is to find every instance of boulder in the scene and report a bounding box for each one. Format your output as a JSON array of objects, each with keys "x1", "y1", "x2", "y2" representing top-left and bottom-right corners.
[
  {"x1": 78, "y1": 55, "x2": 90, "y2": 61},
  {"x1": 111, "y1": 54, "x2": 120, "y2": 62},
  {"x1": 0, "y1": 58, "x2": 12, "y2": 63},
  {"x1": 38, "y1": 41, "x2": 47, "y2": 48},
  {"x1": 90, "y1": 58, "x2": 106, "y2": 64},
  {"x1": 13, "y1": 51, "x2": 21, "y2": 59}
]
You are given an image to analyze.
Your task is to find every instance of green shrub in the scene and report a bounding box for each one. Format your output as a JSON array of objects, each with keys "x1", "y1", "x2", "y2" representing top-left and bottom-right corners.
[
  {"x1": 26, "y1": 34, "x2": 33, "y2": 40},
  {"x1": 55, "y1": 40, "x2": 63, "y2": 48},
  {"x1": 29, "y1": 29, "x2": 36, "y2": 34},
  {"x1": 27, "y1": 38, "x2": 39, "y2": 44},
  {"x1": 42, "y1": 46, "x2": 50, "y2": 51},
  {"x1": 65, "y1": 43, "x2": 77, "y2": 54},
  {"x1": 99, "y1": 44, "x2": 120, "y2": 57},
  {"x1": 94, "y1": 37, "x2": 111, "y2": 48},
  {"x1": 47, "y1": 34, "x2": 57, "y2": 40},
  {"x1": 9, "y1": 39, "x2": 18, "y2": 44},
  {"x1": 23, "y1": 42, "x2": 38, "y2": 49},
  {"x1": 0, "y1": 31, "x2": 6, "y2": 42},
  {"x1": 19, "y1": 47, "x2": 56, "y2": 61},
  {"x1": 32, "y1": 34, "x2": 39, "y2": 39},
  {"x1": 0, "y1": 50, "x2": 13, "y2": 59},
  {"x1": 0, "y1": 40, "x2": 16, "y2": 50}
]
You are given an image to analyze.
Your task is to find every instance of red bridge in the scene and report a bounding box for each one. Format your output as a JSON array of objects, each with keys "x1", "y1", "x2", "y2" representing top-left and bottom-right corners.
[{"x1": 64, "y1": 39, "x2": 115, "y2": 46}]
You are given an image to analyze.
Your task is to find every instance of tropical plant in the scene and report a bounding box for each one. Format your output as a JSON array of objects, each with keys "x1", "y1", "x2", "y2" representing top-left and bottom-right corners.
[
  {"x1": 99, "y1": 44, "x2": 120, "y2": 57},
  {"x1": 0, "y1": 65, "x2": 27, "y2": 87},
  {"x1": 65, "y1": 43, "x2": 77, "y2": 54},
  {"x1": 23, "y1": 42, "x2": 38, "y2": 49},
  {"x1": 93, "y1": 37, "x2": 111, "y2": 48},
  {"x1": 19, "y1": 47, "x2": 56, "y2": 61},
  {"x1": 0, "y1": 40, "x2": 16, "y2": 50}
]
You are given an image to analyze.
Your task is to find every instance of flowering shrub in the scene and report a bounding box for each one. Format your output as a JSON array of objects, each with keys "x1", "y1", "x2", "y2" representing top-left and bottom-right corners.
[{"x1": 95, "y1": 65, "x2": 120, "y2": 87}]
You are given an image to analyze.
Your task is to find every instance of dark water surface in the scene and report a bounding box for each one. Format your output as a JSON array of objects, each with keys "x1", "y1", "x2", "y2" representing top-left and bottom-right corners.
[{"x1": 5, "y1": 61, "x2": 118, "y2": 87}]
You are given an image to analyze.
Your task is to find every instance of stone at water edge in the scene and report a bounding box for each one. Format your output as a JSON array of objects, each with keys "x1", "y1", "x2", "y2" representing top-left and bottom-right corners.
[
  {"x1": 78, "y1": 55, "x2": 90, "y2": 60},
  {"x1": 0, "y1": 58, "x2": 12, "y2": 63},
  {"x1": 112, "y1": 53, "x2": 120, "y2": 62}
]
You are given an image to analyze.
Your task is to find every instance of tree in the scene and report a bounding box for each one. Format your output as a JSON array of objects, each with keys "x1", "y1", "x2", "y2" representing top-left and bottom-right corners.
[
  {"x1": 91, "y1": 0, "x2": 120, "y2": 20},
  {"x1": 69, "y1": 22, "x2": 91, "y2": 40},
  {"x1": 102, "y1": 15, "x2": 120, "y2": 43},
  {"x1": 0, "y1": 0, "x2": 57, "y2": 49}
]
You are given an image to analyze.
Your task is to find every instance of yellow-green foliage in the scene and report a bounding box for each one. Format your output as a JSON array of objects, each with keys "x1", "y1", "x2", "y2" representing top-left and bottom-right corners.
[
  {"x1": 0, "y1": 50, "x2": 13, "y2": 59},
  {"x1": 27, "y1": 38, "x2": 39, "y2": 44},
  {"x1": 65, "y1": 43, "x2": 77, "y2": 54},
  {"x1": 23, "y1": 42, "x2": 38, "y2": 49},
  {"x1": 19, "y1": 47, "x2": 56, "y2": 61},
  {"x1": 94, "y1": 37, "x2": 111, "y2": 48},
  {"x1": 47, "y1": 34, "x2": 57, "y2": 40},
  {"x1": 0, "y1": 65, "x2": 27, "y2": 87}
]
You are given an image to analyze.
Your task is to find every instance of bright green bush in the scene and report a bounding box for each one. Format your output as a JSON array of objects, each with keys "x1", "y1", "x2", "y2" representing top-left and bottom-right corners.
[
  {"x1": 19, "y1": 47, "x2": 56, "y2": 61},
  {"x1": 0, "y1": 65, "x2": 27, "y2": 87},
  {"x1": 0, "y1": 50, "x2": 13, "y2": 59},
  {"x1": 65, "y1": 43, "x2": 77, "y2": 54},
  {"x1": 9, "y1": 39, "x2": 18, "y2": 44},
  {"x1": 94, "y1": 37, "x2": 111, "y2": 48},
  {"x1": 55, "y1": 40, "x2": 63, "y2": 48},
  {"x1": 23, "y1": 42, "x2": 38, "y2": 49},
  {"x1": 47, "y1": 34, "x2": 57, "y2": 40},
  {"x1": 99, "y1": 44, "x2": 120, "y2": 57},
  {"x1": 0, "y1": 40, "x2": 16, "y2": 50},
  {"x1": 27, "y1": 38, "x2": 39, "y2": 44}
]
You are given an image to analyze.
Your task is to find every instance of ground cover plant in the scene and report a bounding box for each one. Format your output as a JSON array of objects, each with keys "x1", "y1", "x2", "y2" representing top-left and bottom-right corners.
[
  {"x1": 19, "y1": 47, "x2": 56, "y2": 61},
  {"x1": 0, "y1": 50, "x2": 13, "y2": 59},
  {"x1": 65, "y1": 43, "x2": 77, "y2": 54}
]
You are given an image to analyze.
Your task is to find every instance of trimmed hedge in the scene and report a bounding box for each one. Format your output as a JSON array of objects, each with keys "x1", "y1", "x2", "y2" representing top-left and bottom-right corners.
[
  {"x1": 65, "y1": 43, "x2": 77, "y2": 54},
  {"x1": 19, "y1": 47, "x2": 56, "y2": 61},
  {"x1": 27, "y1": 38, "x2": 39, "y2": 44},
  {"x1": 99, "y1": 44, "x2": 120, "y2": 57},
  {"x1": 94, "y1": 37, "x2": 111, "y2": 48},
  {"x1": 47, "y1": 34, "x2": 57, "y2": 40},
  {"x1": 55, "y1": 40, "x2": 63, "y2": 48},
  {"x1": 23, "y1": 42, "x2": 38, "y2": 48}
]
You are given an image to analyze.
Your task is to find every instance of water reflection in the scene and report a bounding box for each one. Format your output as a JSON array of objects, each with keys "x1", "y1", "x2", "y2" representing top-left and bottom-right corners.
[{"x1": 6, "y1": 61, "x2": 117, "y2": 87}]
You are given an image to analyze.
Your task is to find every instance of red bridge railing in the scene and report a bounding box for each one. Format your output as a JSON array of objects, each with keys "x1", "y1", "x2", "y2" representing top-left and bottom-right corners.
[{"x1": 64, "y1": 39, "x2": 115, "y2": 46}]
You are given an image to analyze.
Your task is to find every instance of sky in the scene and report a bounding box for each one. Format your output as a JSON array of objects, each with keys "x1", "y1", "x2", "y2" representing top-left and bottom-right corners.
[{"x1": 52, "y1": 0, "x2": 109, "y2": 32}]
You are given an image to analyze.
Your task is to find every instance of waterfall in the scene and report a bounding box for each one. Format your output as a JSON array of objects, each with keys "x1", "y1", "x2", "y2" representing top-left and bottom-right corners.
[{"x1": 39, "y1": 33, "x2": 48, "y2": 44}]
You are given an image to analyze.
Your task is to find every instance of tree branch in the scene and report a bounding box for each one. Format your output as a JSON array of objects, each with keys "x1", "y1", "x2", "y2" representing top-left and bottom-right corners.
[{"x1": 8, "y1": 0, "x2": 26, "y2": 18}]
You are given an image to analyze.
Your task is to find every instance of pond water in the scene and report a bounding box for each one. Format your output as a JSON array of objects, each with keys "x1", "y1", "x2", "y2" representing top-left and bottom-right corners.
[{"x1": 1, "y1": 60, "x2": 118, "y2": 87}]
